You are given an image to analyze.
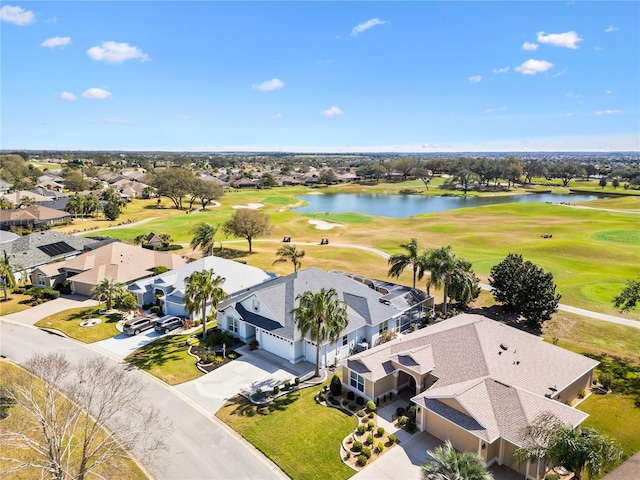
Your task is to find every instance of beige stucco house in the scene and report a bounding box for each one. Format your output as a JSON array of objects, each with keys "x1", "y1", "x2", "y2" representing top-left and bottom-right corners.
[{"x1": 341, "y1": 314, "x2": 598, "y2": 480}]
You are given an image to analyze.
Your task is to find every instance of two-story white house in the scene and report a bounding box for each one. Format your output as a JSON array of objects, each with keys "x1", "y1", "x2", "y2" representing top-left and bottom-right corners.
[{"x1": 217, "y1": 267, "x2": 434, "y2": 367}]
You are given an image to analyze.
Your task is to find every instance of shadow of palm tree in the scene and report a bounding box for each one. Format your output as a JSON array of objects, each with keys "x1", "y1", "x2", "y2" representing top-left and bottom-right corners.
[{"x1": 126, "y1": 337, "x2": 183, "y2": 370}]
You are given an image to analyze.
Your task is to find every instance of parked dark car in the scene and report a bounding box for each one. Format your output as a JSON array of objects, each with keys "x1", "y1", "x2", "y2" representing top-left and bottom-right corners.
[
  {"x1": 154, "y1": 315, "x2": 183, "y2": 334},
  {"x1": 123, "y1": 316, "x2": 155, "y2": 335}
]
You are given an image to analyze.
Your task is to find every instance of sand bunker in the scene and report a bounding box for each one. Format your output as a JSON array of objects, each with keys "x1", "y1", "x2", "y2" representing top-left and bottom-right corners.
[
  {"x1": 232, "y1": 203, "x2": 265, "y2": 210},
  {"x1": 308, "y1": 219, "x2": 344, "y2": 230}
]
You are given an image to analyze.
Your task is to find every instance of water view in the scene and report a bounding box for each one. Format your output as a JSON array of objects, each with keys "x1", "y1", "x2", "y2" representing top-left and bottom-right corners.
[{"x1": 294, "y1": 192, "x2": 611, "y2": 218}]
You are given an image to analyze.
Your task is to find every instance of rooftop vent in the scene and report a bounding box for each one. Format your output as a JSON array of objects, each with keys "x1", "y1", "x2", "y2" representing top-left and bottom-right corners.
[{"x1": 500, "y1": 343, "x2": 508, "y2": 351}]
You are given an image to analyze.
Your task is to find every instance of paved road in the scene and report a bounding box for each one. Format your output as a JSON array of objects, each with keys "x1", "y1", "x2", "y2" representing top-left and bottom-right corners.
[
  {"x1": 2, "y1": 294, "x2": 99, "y2": 325},
  {"x1": 0, "y1": 318, "x2": 287, "y2": 480}
]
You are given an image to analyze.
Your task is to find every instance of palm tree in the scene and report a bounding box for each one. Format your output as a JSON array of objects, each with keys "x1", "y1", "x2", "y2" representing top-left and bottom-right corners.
[
  {"x1": 423, "y1": 440, "x2": 494, "y2": 480},
  {"x1": 291, "y1": 288, "x2": 348, "y2": 378},
  {"x1": 184, "y1": 269, "x2": 227, "y2": 339},
  {"x1": 0, "y1": 198, "x2": 12, "y2": 210},
  {"x1": 425, "y1": 245, "x2": 457, "y2": 315},
  {"x1": 447, "y1": 258, "x2": 481, "y2": 309},
  {"x1": 273, "y1": 244, "x2": 305, "y2": 273},
  {"x1": 514, "y1": 413, "x2": 623, "y2": 480},
  {"x1": 18, "y1": 196, "x2": 36, "y2": 208},
  {"x1": 189, "y1": 223, "x2": 220, "y2": 257},
  {"x1": 90, "y1": 277, "x2": 126, "y2": 311},
  {"x1": 0, "y1": 250, "x2": 16, "y2": 302},
  {"x1": 387, "y1": 238, "x2": 425, "y2": 289}
]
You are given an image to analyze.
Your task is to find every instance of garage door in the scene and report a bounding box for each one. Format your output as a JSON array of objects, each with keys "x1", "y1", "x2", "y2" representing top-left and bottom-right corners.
[
  {"x1": 304, "y1": 340, "x2": 317, "y2": 365},
  {"x1": 259, "y1": 330, "x2": 291, "y2": 360}
]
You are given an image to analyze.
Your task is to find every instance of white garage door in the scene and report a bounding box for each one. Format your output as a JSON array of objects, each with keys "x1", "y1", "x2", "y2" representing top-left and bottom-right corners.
[
  {"x1": 304, "y1": 340, "x2": 318, "y2": 365},
  {"x1": 259, "y1": 330, "x2": 291, "y2": 360}
]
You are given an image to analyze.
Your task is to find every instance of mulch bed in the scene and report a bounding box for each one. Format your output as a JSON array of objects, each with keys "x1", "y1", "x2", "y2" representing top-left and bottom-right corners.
[{"x1": 189, "y1": 345, "x2": 242, "y2": 373}]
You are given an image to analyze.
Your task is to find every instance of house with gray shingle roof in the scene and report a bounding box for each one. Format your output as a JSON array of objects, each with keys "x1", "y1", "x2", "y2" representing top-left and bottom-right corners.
[
  {"x1": 217, "y1": 267, "x2": 434, "y2": 367},
  {"x1": 340, "y1": 313, "x2": 599, "y2": 480}
]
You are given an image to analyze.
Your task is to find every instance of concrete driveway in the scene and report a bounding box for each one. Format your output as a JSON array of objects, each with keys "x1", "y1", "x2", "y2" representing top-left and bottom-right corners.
[
  {"x1": 2, "y1": 294, "x2": 98, "y2": 325},
  {"x1": 91, "y1": 328, "x2": 166, "y2": 358},
  {"x1": 175, "y1": 347, "x2": 314, "y2": 414}
]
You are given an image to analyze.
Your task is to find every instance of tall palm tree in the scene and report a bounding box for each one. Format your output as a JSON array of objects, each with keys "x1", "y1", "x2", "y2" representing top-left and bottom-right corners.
[
  {"x1": 184, "y1": 269, "x2": 227, "y2": 339},
  {"x1": 447, "y1": 258, "x2": 481, "y2": 309},
  {"x1": 273, "y1": 244, "x2": 305, "y2": 273},
  {"x1": 189, "y1": 223, "x2": 220, "y2": 257},
  {"x1": 90, "y1": 277, "x2": 126, "y2": 311},
  {"x1": 423, "y1": 440, "x2": 494, "y2": 480},
  {"x1": 387, "y1": 238, "x2": 424, "y2": 289},
  {"x1": 0, "y1": 250, "x2": 16, "y2": 302},
  {"x1": 18, "y1": 196, "x2": 36, "y2": 208},
  {"x1": 292, "y1": 288, "x2": 348, "y2": 378},
  {"x1": 425, "y1": 245, "x2": 457, "y2": 315}
]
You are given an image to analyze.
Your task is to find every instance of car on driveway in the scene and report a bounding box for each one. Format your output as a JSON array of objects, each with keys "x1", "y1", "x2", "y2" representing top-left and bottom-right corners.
[
  {"x1": 154, "y1": 315, "x2": 183, "y2": 334},
  {"x1": 123, "y1": 316, "x2": 155, "y2": 335}
]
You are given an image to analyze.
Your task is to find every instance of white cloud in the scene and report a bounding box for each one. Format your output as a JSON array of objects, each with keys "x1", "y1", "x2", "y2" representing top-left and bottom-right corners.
[
  {"x1": 484, "y1": 108, "x2": 495, "y2": 114},
  {"x1": 565, "y1": 112, "x2": 575, "y2": 117},
  {"x1": 105, "y1": 118, "x2": 127, "y2": 125},
  {"x1": 252, "y1": 78, "x2": 284, "y2": 92},
  {"x1": 82, "y1": 88, "x2": 112, "y2": 99},
  {"x1": 605, "y1": 26, "x2": 618, "y2": 33},
  {"x1": 351, "y1": 18, "x2": 387, "y2": 36},
  {"x1": 177, "y1": 114, "x2": 189, "y2": 121},
  {"x1": 536, "y1": 31, "x2": 583, "y2": 49},
  {"x1": 593, "y1": 46, "x2": 603, "y2": 52},
  {"x1": 41, "y1": 36, "x2": 71, "y2": 48},
  {"x1": 1, "y1": 5, "x2": 35, "y2": 25},
  {"x1": 605, "y1": 89, "x2": 612, "y2": 94},
  {"x1": 468, "y1": 75, "x2": 482, "y2": 84},
  {"x1": 271, "y1": 113, "x2": 282, "y2": 119},
  {"x1": 515, "y1": 59, "x2": 554, "y2": 75},
  {"x1": 321, "y1": 106, "x2": 344, "y2": 117},
  {"x1": 595, "y1": 110, "x2": 622, "y2": 115},
  {"x1": 522, "y1": 42, "x2": 539, "y2": 51},
  {"x1": 87, "y1": 41, "x2": 150, "y2": 63},
  {"x1": 492, "y1": 66, "x2": 509, "y2": 74},
  {"x1": 552, "y1": 69, "x2": 568, "y2": 77},
  {"x1": 60, "y1": 91, "x2": 76, "y2": 101},
  {"x1": 565, "y1": 92, "x2": 581, "y2": 98}
]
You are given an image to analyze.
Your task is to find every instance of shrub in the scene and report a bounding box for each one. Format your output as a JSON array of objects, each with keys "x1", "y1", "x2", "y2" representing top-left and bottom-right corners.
[
  {"x1": 294, "y1": 377, "x2": 301, "y2": 386},
  {"x1": 357, "y1": 425, "x2": 366, "y2": 435},
  {"x1": 366, "y1": 434, "x2": 374, "y2": 445},
  {"x1": 356, "y1": 454, "x2": 368, "y2": 467},
  {"x1": 213, "y1": 356, "x2": 224, "y2": 364},
  {"x1": 545, "y1": 474, "x2": 559, "y2": 480},
  {"x1": 330, "y1": 375, "x2": 342, "y2": 396},
  {"x1": 317, "y1": 391, "x2": 325, "y2": 402},
  {"x1": 352, "y1": 441, "x2": 363, "y2": 452},
  {"x1": 249, "y1": 340, "x2": 259, "y2": 350},
  {"x1": 273, "y1": 385, "x2": 280, "y2": 395},
  {"x1": 150, "y1": 305, "x2": 163, "y2": 316},
  {"x1": 41, "y1": 287, "x2": 60, "y2": 300},
  {"x1": 361, "y1": 447, "x2": 372, "y2": 459},
  {"x1": 376, "y1": 442, "x2": 384, "y2": 454},
  {"x1": 367, "y1": 421, "x2": 375, "y2": 431},
  {"x1": 356, "y1": 396, "x2": 364, "y2": 406},
  {"x1": 365, "y1": 400, "x2": 376, "y2": 412},
  {"x1": 284, "y1": 380, "x2": 291, "y2": 390},
  {"x1": 227, "y1": 353, "x2": 237, "y2": 360},
  {"x1": 396, "y1": 407, "x2": 405, "y2": 417},
  {"x1": 27, "y1": 287, "x2": 43, "y2": 299},
  {"x1": 327, "y1": 395, "x2": 334, "y2": 403},
  {"x1": 12, "y1": 286, "x2": 26, "y2": 295},
  {"x1": 349, "y1": 404, "x2": 357, "y2": 412},
  {"x1": 377, "y1": 427, "x2": 385, "y2": 437},
  {"x1": 347, "y1": 391, "x2": 355, "y2": 401},
  {"x1": 356, "y1": 410, "x2": 366, "y2": 418},
  {"x1": 599, "y1": 372, "x2": 613, "y2": 390},
  {"x1": 398, "y1": 415, "x2": 408, "y2": 428},
  {"x1": 331, "y1": 397, "x2": 340, "y2": 406},
  {"x1": 578, "y1": 389, "x2": 586, "y2": 399},
  {"x1": 388, "y1": 434, "x2": 396, "y2": 445},
  {"x1": 368, "y1": 412, "x2": 374, "y2": 418}
]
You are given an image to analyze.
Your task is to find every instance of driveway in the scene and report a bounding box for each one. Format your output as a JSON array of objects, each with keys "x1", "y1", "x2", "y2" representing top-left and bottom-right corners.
[
  {"x1": 175, "y1": 346, "x2": 315, "y2": 414},
  {"x1": 2, "y1": 294, "x2": 99, "y2": 325},
  {"x1": 91, "y1": 329, "x2": 166, "y2": 358}
]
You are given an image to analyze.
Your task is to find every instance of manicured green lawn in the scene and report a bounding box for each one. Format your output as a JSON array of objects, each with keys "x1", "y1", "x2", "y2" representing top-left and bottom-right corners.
[
  {"x1": 34, "y1": 305, "x2": 122, "y2": 343},
  {"x1": 0, "y1": 293, "x2": 34, "y2": 315},
  {"x1": 216, "y1": 380, "x2": 357, "y2": 480},
  {"x1": 125, "y1": 331, "x2": 207, "y2": 385},
  {"x1": 579, "y1": 394, "x2": 640, "y2": 457}
]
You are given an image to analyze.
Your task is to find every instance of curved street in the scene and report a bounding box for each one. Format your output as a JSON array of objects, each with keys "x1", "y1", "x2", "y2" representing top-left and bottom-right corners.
[{"x1": 0, "y1": 318, "x2": 287, "y2": 480}]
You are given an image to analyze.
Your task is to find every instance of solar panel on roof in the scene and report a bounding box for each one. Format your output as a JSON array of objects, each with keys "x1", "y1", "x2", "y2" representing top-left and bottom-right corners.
[{"x1": 37, "y1": 241, "x2": 77, "y2": 257}]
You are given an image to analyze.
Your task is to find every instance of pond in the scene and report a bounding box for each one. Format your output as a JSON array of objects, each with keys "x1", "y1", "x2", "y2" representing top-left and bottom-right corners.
[{"x1": 293, "y1": 192, "x2": 611, "y2": 218}]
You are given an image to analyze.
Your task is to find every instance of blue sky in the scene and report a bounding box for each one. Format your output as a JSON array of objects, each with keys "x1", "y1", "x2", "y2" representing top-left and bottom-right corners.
[{"x1": 1, "y1": 1, "x2": 639, "y2": 152}]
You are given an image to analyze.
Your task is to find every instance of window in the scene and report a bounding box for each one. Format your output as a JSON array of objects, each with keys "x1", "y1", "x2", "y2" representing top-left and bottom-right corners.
[
  {"x1": 350, "y1": 371, "x2": 364, "y2": 392},
  {"x1": 342, "y1": 335, "x2": 348, "y2": 346},
  {"x1": 35, "y1": 273, "x2": 45, "y2": 286},
  {"x1": 379, "y1": 322, "x2": 387, "y2": 335},
  {"x1": 228, "y1": 317, "x2": 238, "y2": 334}
]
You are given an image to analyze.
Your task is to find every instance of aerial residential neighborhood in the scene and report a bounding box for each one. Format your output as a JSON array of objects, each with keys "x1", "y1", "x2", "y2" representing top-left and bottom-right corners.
[{"x1": 1, "y1": 1, "x2": 639, "y2": 480}]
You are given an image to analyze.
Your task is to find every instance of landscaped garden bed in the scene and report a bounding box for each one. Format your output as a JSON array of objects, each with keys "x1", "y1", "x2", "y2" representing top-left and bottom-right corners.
[{"x1": 188, "y1": 344, "x2": 241, "y2": 374}]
